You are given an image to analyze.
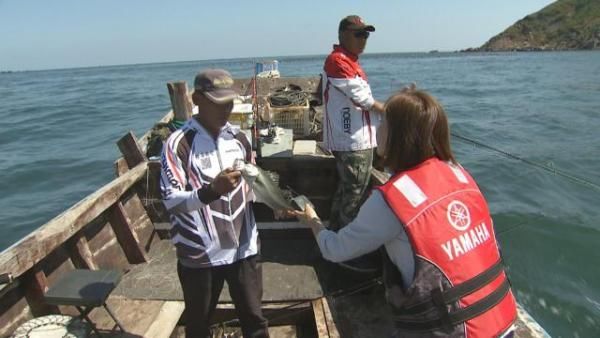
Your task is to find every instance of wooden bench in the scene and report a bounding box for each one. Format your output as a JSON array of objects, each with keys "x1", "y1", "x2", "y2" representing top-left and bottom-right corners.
[
  {"x1": 89, "y1": 297, "x2": 184, "y2": 337},
  {"x1": 43, "y1": 268, "x2": 184, "y2": 338}
]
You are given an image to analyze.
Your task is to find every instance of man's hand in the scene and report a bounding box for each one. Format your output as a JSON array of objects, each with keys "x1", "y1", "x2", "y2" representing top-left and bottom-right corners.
[
  {"x1": 274, "y1": 209, "x2": 296, "y2": 220},
  {"x1": 371, "y1": 100, "x2": 385, "y2": 114},
  {"x1": 211, "y1": 168, "x2": 242, "y2": 195}
]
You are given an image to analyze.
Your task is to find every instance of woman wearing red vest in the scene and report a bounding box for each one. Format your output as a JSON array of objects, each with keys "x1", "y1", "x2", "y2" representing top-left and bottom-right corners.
[{"x1": 295, "y1": 86, "x2": 517, "y2": 337}]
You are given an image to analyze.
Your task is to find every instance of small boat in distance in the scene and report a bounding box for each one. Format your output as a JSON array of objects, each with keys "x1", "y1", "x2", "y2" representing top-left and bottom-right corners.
[{"x1": 256, "y1": 60, "x2": 281, "y2": 79}]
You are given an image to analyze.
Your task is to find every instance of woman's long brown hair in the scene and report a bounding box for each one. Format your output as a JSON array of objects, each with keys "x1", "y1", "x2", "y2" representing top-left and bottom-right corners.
[{"x1": 382, "y1": 87, "x2": 456, "y2": 172}]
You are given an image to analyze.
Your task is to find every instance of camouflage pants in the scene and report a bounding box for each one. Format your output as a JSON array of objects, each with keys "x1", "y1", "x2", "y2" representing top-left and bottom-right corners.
[{"x1": 330, "y1": 149, "x2": 373, "y2": 230}]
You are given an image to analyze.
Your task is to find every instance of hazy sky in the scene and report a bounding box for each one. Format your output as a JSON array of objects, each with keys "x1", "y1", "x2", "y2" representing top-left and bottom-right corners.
[{"x1": 1, "y1": 0, "x2": 555, "y2": 71}]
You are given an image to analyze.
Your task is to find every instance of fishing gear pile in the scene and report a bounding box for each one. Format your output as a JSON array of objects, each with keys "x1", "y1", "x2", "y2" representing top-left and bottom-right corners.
[{"x1": 268, "y1": 84, "x2": 310, "y2": 107}]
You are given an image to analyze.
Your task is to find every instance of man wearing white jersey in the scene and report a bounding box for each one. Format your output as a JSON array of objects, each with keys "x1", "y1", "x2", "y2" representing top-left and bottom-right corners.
[
  {"x1": 322, "y1": 15, "x2": 385, "y2": 271},
  {"x1": 161, "y1": 69, "x2": 268, "y2": 338}
]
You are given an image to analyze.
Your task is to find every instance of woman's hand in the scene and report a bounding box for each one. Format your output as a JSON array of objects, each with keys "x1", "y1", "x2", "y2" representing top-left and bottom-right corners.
[
  {"x1": 293, "y1": 203, "x2": 318, "y2": 223},
  {"x1": 293, "y1": 204, "x2": 325, "y2": 237}
]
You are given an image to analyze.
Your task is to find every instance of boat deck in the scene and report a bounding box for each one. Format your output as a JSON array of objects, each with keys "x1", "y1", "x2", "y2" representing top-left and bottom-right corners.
[
  {"x1": 111, "y1": 227, "x2": 548, "y2": 337},
  {"x1": 112, "y1": 229, "x2": 326, "y2": 302},
  {"x1": 108, "y1": 222, "x2": 400, "y2": 337}
]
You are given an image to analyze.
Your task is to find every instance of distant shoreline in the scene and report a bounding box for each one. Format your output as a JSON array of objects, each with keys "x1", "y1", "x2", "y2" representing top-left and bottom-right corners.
[
  {"x1": 461, "y1": 47, "x2": 600, "y2": 53},
  {"x1": 3, "y1": 50, "x2": 600, "y2": 73}
]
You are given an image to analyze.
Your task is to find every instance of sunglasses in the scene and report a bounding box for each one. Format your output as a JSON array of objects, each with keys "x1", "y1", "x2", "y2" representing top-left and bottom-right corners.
[{"x1": 353, "y1": 31, "x2": 370, "y2": 39}]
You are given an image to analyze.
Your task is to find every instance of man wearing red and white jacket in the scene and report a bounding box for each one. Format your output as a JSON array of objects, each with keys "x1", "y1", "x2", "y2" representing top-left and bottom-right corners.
[{"x1": 322, "y1": 15, "x2": 385, "y2": 243}]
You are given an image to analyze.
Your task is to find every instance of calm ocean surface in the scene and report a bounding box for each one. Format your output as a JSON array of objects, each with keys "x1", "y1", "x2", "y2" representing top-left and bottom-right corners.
[{"x1": 1, "y1": 52, "x2": 599, "y2": 336}]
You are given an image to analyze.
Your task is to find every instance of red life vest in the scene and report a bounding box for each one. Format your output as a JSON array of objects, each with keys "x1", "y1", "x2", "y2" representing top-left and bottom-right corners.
[{"x1": 377, "y1": 158, "x2": 517, "y2": 337}]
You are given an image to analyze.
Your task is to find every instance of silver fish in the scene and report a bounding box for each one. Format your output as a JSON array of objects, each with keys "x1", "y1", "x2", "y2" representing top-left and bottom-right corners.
[{"x1": 235, "y1": 160, "x2": 294, "y2": 211}]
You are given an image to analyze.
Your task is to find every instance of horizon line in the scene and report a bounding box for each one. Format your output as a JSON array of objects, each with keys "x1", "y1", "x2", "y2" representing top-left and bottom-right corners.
[
  {"x1": 9, "y1": 49, "x2": 591, "y2": 73},
  {"x1": 2, "y1": 50, "x2": 465, "y2": 73}
]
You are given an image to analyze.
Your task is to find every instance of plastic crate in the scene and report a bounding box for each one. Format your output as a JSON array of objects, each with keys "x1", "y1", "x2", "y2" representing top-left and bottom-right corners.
[
  {"x1": 267, "y1": 99, "x2": 310, "y2": 136},
  {"x1": 229, "y1": 103, "x2": 254, "y2": 129}
]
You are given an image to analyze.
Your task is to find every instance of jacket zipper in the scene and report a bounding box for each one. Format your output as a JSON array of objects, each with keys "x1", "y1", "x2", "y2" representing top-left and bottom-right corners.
[{"x1": 214, "y1": 137, "x2": 240, "y2": 258}]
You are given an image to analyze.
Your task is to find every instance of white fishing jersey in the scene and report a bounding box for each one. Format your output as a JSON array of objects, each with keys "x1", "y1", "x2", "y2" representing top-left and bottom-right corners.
[{"x1": 160, "y1": 118, "x2": 258, "y2": 268}]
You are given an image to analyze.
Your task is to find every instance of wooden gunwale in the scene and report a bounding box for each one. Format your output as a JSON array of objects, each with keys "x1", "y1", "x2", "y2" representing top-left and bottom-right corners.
[{"x1": 0, "y1": 163, "x2": 148, "y2": 279}]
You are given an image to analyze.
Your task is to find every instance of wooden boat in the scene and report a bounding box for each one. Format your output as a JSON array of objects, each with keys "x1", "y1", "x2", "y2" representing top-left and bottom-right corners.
[{"x1": 0, "y1": 71, "x2": 549, "y2": 337}]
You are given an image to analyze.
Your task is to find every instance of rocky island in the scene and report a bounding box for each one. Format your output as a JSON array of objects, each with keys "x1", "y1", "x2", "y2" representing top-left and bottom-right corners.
[{"x1": 466, "y1": 0, "x2": 600, "y2": 52}]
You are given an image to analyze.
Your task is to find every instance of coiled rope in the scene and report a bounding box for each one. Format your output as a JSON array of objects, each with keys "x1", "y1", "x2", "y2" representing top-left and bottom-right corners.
[{"x1": 268, "y1": 84, "x2": 310, "y2": 107}]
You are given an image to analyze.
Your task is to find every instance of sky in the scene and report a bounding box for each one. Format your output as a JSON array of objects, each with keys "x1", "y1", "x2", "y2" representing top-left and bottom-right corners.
[{"x1": 0, "y1": 0, "x2": 556, "y2": 71}]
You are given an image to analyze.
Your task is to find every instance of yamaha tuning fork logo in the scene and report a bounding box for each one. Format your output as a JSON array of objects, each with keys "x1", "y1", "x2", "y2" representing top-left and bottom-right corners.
[
  {"x1": 447, "y1": 200, "x2": 471, "y2": 231},
  {"x1": 441, "y1": 200, "x2": 491, "y2": 261}
]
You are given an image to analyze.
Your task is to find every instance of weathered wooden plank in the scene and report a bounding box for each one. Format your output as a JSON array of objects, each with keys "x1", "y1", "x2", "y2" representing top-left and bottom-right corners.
[
  {"x1": 92, "y1": 239, "x2": 129, "y2": 270},
  {"x1": 108, "y1": 202, "x2": 148, "y2": 264},
  {"x1": 144, "y1": 160, "x2": 167, "y2": 223},
  {"x1": 69, "y1": 235, "x2": 98, "y2": 270},
  {"x1": 85, "y1": 298, "x2": 184, "y2": 338},
  {"x1": 43, "y1": 247, "x2": 76, "y2": 287},
  {"x1": 321, "y1": 297, "x2": 340, "y2": 338},
  {"x1": 257, "y1": 222, "x2": 310, "y2": 230},
  {"x1": 114, "y1": 157, "x2": 129, "y2": 177},
  {"x1": 131, "y1": 214, "x2": 154, "y2": 251},
  {"x1": 267, "y1": 325, "x2": 298, "y2": 338},
  {"x1": 117, "y1": 131, "x2": 146, "y2": 169},
  {"x1": 122, "y1": 192, "x2": 148, "y2": 227},
  {"x1": 115, "y1": 117, "x2": 172, "y2": 176},
  {"x1": 312, "y1": 297, "x2": 340, "y2": 338},
  {"x1": 171, "y1": 325, "x2": 299, "y2": 338},
  {"x1": 515, "y1": 304, "x2": 551, "y2": 338},
  {"x1": 312, "y1": 298, "x2": 329, "y2": 338},
  {"x1": 88, "y1": 298, "x2": 169, "y2": 336},
  {"x1": 0, "y1": 162, "x2": 148, "y2": 278},
  {"x1": 122, "y1": 193, "x2": 154, "y2": 245},
  {"x1": 87, "y1": 220, "x2": 118, "y2": 253},
  {"x1": 116, "y1": 136, "x2": 159, "y2": 241},
  {"x1": 84, "y1": 216, "x2": 130, "y2": 271},
  {"x1": 144, "y1": 301, "x2": 185, "y2": 338},
  {"x1": 23, "y1": 269, "x2": 58, "y2": 317},
  {"x1": 0, "y1": 286, "x2": 31, "y2": 337},
  {"x1": 167, "y1": 81, "x2": 192, "y2": 121},
  {"x1": 213, "y1": 301, "x2": 313, "y2": 326}
]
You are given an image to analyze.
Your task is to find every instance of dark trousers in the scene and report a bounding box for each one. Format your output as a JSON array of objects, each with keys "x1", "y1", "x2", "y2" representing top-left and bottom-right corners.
[{"x1": 177, "y1": 255, "x2": 269, "y2": 338}]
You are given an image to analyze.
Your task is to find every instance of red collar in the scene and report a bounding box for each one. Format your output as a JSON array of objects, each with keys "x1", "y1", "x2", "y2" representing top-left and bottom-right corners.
[{"x1": 333, "y1": 44, "x2": 358, "y2": 61}]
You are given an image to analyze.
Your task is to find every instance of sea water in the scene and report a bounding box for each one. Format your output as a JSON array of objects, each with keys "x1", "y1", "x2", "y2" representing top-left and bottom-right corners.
[{"x1": 1, "y1": 51, "x2": 599, "y2": 337}]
